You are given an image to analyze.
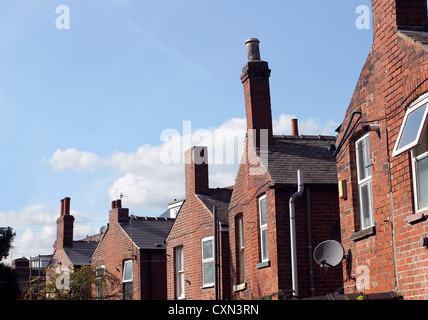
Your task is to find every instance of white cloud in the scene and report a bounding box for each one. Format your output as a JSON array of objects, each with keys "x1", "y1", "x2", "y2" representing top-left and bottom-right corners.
[
  {"x1": 0, "y1": 205, "x2": 101, "y2": 263},
  {"x1": 0, "y1": 205, "x2": 57, "y2": 262},
  {"x1": 47, "y1": 148, "x2": 100, "y2": 172},
  {"x1": 45, "y1": 114, "x2": 337, "y2": 211}
]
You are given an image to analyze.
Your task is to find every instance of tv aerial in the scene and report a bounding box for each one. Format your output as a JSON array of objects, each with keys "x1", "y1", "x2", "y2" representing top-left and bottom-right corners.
[{"x1": 313, "y1": 240, "x2": 346, "y2": 272}]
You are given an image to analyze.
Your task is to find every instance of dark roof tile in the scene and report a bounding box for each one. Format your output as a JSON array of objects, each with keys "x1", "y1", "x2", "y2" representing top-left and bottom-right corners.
[
  {"x1": 264, "y1": 135, "x2": 337, "y2": 185},
  {"x1": 119, "y1": 217, "x2": 175, "y2": 250}
]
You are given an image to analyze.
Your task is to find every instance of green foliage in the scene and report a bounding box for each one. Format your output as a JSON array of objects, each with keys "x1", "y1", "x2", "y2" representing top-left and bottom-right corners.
[
  {"x1": 344, "y1": 294, "x2": 365, "y2": 300},
  {"x1": 0, "y1": 227, "x2": 16, "y2": 261},
  {"x1": 0, "y1": 263, "x2": 20, "y2": 300},
  {"x1": 25, "y1": 265, "x2": 122, "y2": 300},
  {"x1": 0, "y1": 226, "x2": 19, "y2": 300}
]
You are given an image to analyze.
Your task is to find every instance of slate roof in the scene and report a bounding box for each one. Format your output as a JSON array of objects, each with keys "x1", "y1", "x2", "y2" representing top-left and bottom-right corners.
[
  {"x1": 63, "y1": 240, "x2": 100, "y2": 266},
  {"x1": 398, "y1": 29, "x2": 428, "y2": 50},
  {"x1": 263, "y1": 135, "x2": 338, "y2": 185},
  {"x1": 196, "y1": 187, "x2": 233, "y2": 224},
  {"x1": 119, "y1": 217, "x2": 175, "y2": 250}
]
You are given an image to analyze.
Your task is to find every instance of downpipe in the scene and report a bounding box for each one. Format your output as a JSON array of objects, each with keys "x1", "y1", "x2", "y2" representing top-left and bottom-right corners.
[{"x1": 289, "y1": 170, "x2": 304, "y2": 297}]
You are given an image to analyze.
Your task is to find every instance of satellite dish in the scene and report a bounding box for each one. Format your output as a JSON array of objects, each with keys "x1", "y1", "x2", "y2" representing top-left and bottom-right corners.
[
  {"x1": 313, "y1": 240, "x2": 345, "y2": 270},
  {"x1": 100, "y1": 226, "x2": 107, "y2": 234}
]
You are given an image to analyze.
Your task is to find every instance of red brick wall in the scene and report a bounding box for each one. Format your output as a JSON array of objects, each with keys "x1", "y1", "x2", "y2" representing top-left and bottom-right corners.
[
  {"x1": 166, "y1": 195, "x2": 231, "y2": 300},
  {"x1": 229, "y1": 157, "x2": 342, "y2": 299},
  {"x1": 92, "y1": 206, "x2": 141, "y2": 299},
  {"x1": 92, "y1": 203, "x2": 169, "y2": 300},
  {"x1": 336, "y1": 0, "x2": 428, "y2": 299}
]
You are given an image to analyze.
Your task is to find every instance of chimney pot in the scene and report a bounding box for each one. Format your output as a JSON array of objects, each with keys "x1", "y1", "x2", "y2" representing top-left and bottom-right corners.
[
  {"x1": 292, "y1": 119, "x2": 299, "y2": 136},
  {"x1": 62, "y1": 197, "x2": 71, "y2": 215},
  {"x1": 245, "y1": 38, "x2": 261, "y2": 62},
  {"x1": 60, "y1": 199, "x2": 65, "y2": 216}
]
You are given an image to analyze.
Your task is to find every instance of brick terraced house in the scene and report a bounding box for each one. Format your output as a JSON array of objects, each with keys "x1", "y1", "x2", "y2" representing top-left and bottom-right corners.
[
  {"x1": 51, "y1": 197, "x2": 102, "y2": 269},
  {"x1": 91, "y1": 199, "x2": 175, "y2": 300},
  {"x1": 228, "y1": 39, "x2": 342, "y2": 299},
  {"x1": 166, "y1": 146, "x2": 232, "y2": 300},
  {"x1": 335, "y1": 0, "x2": 428, "y2": 299}
]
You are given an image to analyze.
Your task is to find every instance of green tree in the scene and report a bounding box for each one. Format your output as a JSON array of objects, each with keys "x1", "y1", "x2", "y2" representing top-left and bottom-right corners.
[
  {"x1": 0, "y1": 226, "x2": 19, "y2": 300},
  {"x1": 25, "y1": 265, "x2": 122, "y2": 300},
  {"x1": 0, "y1": 227, "x2": 16, "y2": 261}
]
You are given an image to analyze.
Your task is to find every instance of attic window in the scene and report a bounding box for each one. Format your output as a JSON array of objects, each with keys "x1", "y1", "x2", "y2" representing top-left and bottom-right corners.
[{"x1": 392, "y1": 95, "x2": 428, "y2": 157}]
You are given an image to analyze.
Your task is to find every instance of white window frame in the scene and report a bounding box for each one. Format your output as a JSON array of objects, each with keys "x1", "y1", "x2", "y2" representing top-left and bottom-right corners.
[
  {"x1": 175, "y1": 246, "x2": 185, "y2": 299},
  {"x1": 122, "y1": 260, "x2": 133, "y2": 300},
  {"x1": 356, "y1": 134, "x2": 375, "y2": 229},
  {"x1": 259, "y1": 194, "x2": 269, "y2": 262},
  {"x1": 201, "y1": 236, "x2": 215, "y2": 288},
  {"x1": 392, "y1": 93, "x2": 428, "y2": 157},
  {"x1": 411, "y1": 141, "x2": 428, "y2": 213},
  {"x1": 236, "y1": 214, "x2": 245, "y2": 284},
  {"x1": 122, "y1": 260, "x2": 133, "y2": 283}
]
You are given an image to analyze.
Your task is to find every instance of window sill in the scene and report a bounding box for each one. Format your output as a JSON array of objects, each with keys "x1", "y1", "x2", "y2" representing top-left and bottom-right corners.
[
  {"x1": 233, "y1": 283, "x2": 247, "y2": 292},
  {"x1": 351, "y1": 226, "x2": 376, "y2": 242},
  {"x1": 256, "y1": 260, "x2": 270, "y2": 269},
  {"x1": 406, "y1": 210, "x2": 428, "y2": 224},
  {"x1": 201, "y1": 284, "x2": 214, "y2": 289}
]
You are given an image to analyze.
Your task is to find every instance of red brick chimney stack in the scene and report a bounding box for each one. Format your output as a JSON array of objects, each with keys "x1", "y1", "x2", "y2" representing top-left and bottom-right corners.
[
  {"x1": 185, "y1": 146, "x2": 209, "y2": 198},
  {"x1": 109, "y1": 199, "x2": 129, "y2": 223},
  {"x1": 241, "y1": 38, "x2": 274, "y2": 150},
  {"x1": 56, "y1": 197, "x2": 74, "y2": 250}
]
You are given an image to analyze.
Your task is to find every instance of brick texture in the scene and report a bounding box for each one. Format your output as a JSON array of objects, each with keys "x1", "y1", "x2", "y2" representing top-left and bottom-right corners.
[
  {"x1": 228, "y1": 46, "x2": 342, "y2": 299},
  {"x1": 336, "y1": 0, "x2": 428, "y2": 300}
]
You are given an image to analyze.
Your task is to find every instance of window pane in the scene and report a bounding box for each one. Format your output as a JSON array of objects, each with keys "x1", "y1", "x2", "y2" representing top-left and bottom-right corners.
[
  {"x1": 177, "y1": 272, "x2": 184, "y2": 298},
  {"x1": 202, "y1": 239, "x2": 213, "y2": 260},
  {"x1": 397, "y1": 103, "x2": 428, "y2": 151},
  {"x1": 203, "y1": 261, "x2": 214, "y2": 285},
  {"x1": 259, "y1": 197, "x2": 267, "y2": 225},
  {"x1": 176, "y1": 247, "x2": 183, "y2": 271},
  {"x1": 359, "y1": 182, "x2": 374, "y2": 229},
  {"x1": 238, "y1": 216, "x2": 244, "y2": 249},
  {"x1": 261, "y1": 228, "x2": 269, "y2": 261},
  {"x1": 123, "y1": 261, "x2": 133, "y2": 282},
  {"x1": 123, "y1": 282, "x2": 133, "y2": 300},
  {"x1": 417, "y1": 155, "x2": 428, "y2": 210},
  {"x1": 356, "y1": 136, "x2": 371, "y2": 181}
]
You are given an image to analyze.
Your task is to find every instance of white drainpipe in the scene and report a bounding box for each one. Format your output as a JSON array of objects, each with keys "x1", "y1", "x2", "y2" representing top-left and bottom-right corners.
[{"x1": 289, "y1": 170, "x2": 304, "y2": 297}]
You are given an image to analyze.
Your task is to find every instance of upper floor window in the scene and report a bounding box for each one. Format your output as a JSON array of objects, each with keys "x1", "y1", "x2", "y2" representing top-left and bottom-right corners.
[
  {"x1": 412, "y1": 129, "x2": 428, "y2": 211},
  {"x1": 259, "y1": 195, "x2": 269, "y2": 262},
  {"x1": 356, "y1": 134, "x2": 374, "y2": 229},
  {"x1": 393, "y1": 93, "x2": 428, "y2": 213},
  {"x1": 392, "y1": 95, "x2": 428, "y2": 157}
]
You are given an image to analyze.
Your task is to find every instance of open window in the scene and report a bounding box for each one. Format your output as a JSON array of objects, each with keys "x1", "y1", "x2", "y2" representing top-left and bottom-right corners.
[
  {"x1": 393, "y1": 93, "x2": 428, "y2": 213},
  {"x1": 392, "y1": 94, "x2": 428, "y2": 157}
]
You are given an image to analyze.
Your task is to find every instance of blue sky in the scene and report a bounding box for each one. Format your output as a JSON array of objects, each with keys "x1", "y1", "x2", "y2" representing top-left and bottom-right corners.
[{"x1": 0, "y1": 0, "x2": 372, "y2": 261}]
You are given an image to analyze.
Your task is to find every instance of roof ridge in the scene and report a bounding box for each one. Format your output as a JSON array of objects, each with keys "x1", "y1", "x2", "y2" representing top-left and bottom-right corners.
[{"x1": 273, "y1": 134, "x2": 336, "y2": 140}]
